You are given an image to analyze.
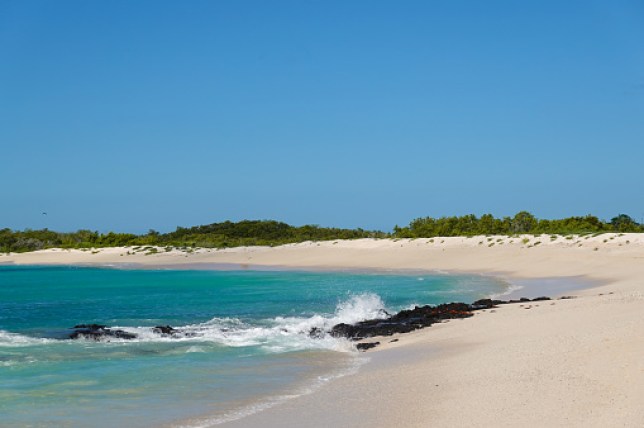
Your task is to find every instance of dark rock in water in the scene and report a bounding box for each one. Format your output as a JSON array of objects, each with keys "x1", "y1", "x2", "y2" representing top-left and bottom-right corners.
[
  {"x1": 329, "y1": 297, "x2": 554, "y2": 346},
  {"x1": 309, "y1": 327, "x2": 324, "y2": 338},
  {"x1": 153, "y1": 325, "x2": 176, "y2": 335},
  {"x1": 73, "y1": 324, "x2": 107, "y2": 330},
  {"x1": 356, "y1": 342, "x2": 380, "y2": 351},
  {"x1": 329, "y1": 323, "x2": 358, "y2": 338},
  {"x1": 330, "y1": 302, "x2": 474, "y2": 340},
  {"x1": 68, "y1": 324, "x2": 137, "y2": 341}
]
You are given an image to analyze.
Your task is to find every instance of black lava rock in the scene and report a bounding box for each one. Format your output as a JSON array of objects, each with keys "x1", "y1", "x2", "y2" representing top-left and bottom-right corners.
[
  {"x1": 152, "y1": 325, "x2": 176, "y2": 335},
  {"x1": 68, "y1": 324, "x2": 137, "y2": 341},
  {"x1": 330, "y1": 296, "x2": 558, "y2": 346},
  {"x1": 356, "y1": 342, "x2": 380, "y2": 351}
]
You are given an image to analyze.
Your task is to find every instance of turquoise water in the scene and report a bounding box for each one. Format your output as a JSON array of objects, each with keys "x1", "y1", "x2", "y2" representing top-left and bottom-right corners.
[{"x1": 0, "y1": 266, "x2": 507, "y2": 427}]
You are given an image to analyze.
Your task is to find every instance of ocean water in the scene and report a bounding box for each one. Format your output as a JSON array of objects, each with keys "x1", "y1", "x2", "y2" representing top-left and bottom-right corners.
[{"x1": 0, "y1": 266, "x2": 507, "y2": 427}]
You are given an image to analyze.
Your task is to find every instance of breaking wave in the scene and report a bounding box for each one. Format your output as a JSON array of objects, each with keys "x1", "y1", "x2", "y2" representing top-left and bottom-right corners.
[
  {"x1": 1, "y1": 293, "x2": 389, "y2": 353},
  {"x1": 0, "y1": 330, "x2": 53, "y2": 347},
  {"x1": 115, "y1": 293, "x2": 388, "y2": 353}
]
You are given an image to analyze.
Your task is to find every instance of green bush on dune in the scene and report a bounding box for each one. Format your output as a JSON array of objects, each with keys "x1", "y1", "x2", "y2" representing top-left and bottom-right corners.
[
  {"x1": 0, "y1": 220, "x2": 385, "y2": 253},
  {"x1": 394, "y1": 212, "x2": 642, "y2": 238},
  {"x1": 1, "y1": 213, "x2": 641, "y2": 253}
]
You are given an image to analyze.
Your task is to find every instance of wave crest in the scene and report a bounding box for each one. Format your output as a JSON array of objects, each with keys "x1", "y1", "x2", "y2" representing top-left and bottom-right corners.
[
  {"x1": 0, "y1": 330, "x2": 53, "y2": 347},
  {"x1": 1, "y1": 294, "x2": 389, "y2": 353},
  {"x1": 108, "y1": 294, "x2": 387, "y2": 352}
]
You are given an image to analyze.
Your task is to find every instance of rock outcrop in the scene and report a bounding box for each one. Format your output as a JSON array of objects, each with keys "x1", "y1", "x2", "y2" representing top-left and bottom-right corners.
[
  {"x1": 333, "y1": 297, "x2": 552, "y2": 351},
  {"x1": 68, "y1": 324, "x2": 137, "y2": 341}
]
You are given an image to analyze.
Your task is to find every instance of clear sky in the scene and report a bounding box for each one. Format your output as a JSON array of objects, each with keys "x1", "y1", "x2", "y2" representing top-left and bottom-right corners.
[{"x1": 1, "y1": 1, "x2": 643, "y2": 233}]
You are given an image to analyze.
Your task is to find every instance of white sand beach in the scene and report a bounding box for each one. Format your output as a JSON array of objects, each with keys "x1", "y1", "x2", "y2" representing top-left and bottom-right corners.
[{"x1": 3, "y1": 233, "x2": 644, "y2": 427}]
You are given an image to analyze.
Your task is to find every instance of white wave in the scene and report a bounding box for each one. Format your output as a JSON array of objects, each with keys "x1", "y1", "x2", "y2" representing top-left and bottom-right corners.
[
  {"x1": 405, "y1": 302, "x2": 421, "y2": 310},
  {"x1": 0, "y1": 330, "x2": 53, "y2": 347},
  {"x1": 91, "y1": 293, "x2": 389, "y2": 353},
  {"x1": 334, "y1": 293, "x2": 388, "y2": 325}
]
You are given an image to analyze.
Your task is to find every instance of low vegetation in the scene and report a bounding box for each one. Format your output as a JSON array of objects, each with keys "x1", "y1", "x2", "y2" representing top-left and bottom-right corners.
[
  {"x1": 0, "y1": 220, "x2": 385, "y2": 253},
  {"x1": 394, "y1": 212, "x2": 642, "y2": 237},
  {"x1": 1, "y1": 213, "x2": 641, "y2": 253}
]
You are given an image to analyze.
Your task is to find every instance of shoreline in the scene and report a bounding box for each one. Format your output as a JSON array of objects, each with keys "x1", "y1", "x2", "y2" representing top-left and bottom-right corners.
[
  {"x1": 4, "y1": 233, "x2": 640, "y2": 283},
  {"x1": 4, "y1": 234, "x2": 644, "y2": 427},
  {"x1": 0, "y1": 260, "x2": 610, "y2": 303}
]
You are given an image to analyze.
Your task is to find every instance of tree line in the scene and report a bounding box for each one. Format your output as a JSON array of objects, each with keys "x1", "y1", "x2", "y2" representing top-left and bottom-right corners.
[
  {"x1": 394, "y1": 212, "x2": 642, "y2": 238},
  {"x1": 1, "y1": 213, "x2": 641, "y2": 253},
  {"x1": 0, "y1": 220, "x2": 385, "y2": 253}
]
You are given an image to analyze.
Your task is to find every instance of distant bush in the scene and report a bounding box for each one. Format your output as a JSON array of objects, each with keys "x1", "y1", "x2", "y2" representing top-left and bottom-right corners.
[
  {"x1": 394, "y1": 211, "x2": 643, "y2": 238},
  {"x1": 1, "y1": 212, "x2": 642, "y2": 253}
]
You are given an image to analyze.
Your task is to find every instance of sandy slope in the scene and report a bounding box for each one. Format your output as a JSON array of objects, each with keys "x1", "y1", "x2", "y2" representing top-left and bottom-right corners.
[{"x1": 3, "y1": 233, "x2": 644, "y2": 427}]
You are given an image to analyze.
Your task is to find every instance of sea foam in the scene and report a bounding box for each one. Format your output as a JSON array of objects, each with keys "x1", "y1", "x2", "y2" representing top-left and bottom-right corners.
[
  {"x1": 89, "y1": 293, "x2": 389, "y2": 353},
  {"x1": 0, "y1": 330, "x2": 53, "y2": 347}
]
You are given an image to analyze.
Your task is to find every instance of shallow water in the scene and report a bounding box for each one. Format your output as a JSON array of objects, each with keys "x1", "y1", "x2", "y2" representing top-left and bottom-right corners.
[{"x1": 0, "y1": 266, "x2": 507, "y2": 427}]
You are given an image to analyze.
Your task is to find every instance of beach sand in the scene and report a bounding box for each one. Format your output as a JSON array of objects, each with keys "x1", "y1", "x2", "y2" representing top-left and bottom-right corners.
[{"x1": 4, "y1": 233, "x2": 644, "y2": 427}]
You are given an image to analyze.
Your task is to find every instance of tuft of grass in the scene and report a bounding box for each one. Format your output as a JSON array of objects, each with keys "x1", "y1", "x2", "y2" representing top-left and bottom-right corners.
[{"x1": 522, "y1": 238, "x2": 530, "y2": 245}]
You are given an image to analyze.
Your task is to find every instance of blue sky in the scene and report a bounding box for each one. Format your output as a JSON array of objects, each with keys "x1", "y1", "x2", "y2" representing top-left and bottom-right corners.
[{"x1": 1, "y1": 1, "x2": 643, "y2": 232}]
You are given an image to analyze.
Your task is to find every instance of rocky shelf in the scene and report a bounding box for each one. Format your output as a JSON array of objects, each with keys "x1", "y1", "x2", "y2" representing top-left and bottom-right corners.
[
  {"x1": 331, "y1": 296, "x2": 557, "y2": 351},
  {"x1": 63, "y1": 296, "x2": 567, "y2": 349}
]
